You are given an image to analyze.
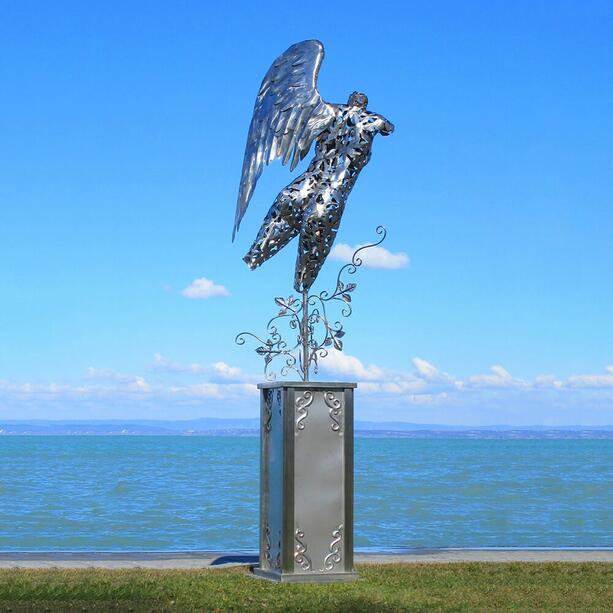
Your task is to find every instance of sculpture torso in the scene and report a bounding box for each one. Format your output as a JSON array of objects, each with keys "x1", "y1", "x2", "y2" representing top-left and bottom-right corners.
[
  {"x1": 236, "y1": 40, "x2": 394, "y2": 292},
  {"x1": 306, "y1": 105, "x2": 391, "y2": 199},
  {"x1": 244, "y1": 103, "x2": 394, "y2": 290}
]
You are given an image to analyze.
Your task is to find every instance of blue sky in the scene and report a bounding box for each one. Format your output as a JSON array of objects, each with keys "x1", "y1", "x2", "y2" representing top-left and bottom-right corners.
[{"x1": 1, "y1": 0, "x2": 612, "y2": 424}]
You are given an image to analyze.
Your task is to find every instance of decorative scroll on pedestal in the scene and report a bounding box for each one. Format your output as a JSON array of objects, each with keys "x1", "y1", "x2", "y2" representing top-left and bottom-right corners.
[
  {"x1": 324, "y1": 391, "x2": 343, "y2": 434},
  {"x1": 294, "y1": 529, "x2": 312, "y2": 571},
  {"x1": 264, "y1": 525, "x2": 271, "y2": 565},
  {"x1": 295, "y1": 391, "x2": 313, "y2": 433},
  {"x1": 263, "y1": 390, "x2": 273, "y2": 433},
  {"x1": 321, "y1": 524, "x2": 344, "y2": 571}
]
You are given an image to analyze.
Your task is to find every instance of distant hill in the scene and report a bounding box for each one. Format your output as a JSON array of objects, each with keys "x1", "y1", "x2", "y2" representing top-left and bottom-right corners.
[{"x1": 1, "y1": 418, "x2": 612, "y2": 438}]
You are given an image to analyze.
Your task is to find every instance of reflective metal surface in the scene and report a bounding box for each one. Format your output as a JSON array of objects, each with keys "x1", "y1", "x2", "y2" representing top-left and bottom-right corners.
[
  {"x1": 255, "y1": 382, "x2": 357, "y2": 583},
  {"x1": 234, "y1": 40, "x2": 390, "y2": 585},
  {"x1": 234, "y1": 39, "x2": 394, "y2": 292},
  {"x1": 236, "y1": 227, "x2": 387, "y2": 381}
]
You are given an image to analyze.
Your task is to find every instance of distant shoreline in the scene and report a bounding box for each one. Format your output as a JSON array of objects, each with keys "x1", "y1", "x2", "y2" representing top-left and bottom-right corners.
[
  {"x1": 1, "y1": 427, "x2": 612, "y2": 439},
  {"x1": 2, "y1": 419, "x2": 612, "y2": 438}
]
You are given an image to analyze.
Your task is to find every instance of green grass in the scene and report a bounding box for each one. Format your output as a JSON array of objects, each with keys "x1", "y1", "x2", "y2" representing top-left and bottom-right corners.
[{"x1": 0, "y1": 563, "x2": 611, "y2": 612}]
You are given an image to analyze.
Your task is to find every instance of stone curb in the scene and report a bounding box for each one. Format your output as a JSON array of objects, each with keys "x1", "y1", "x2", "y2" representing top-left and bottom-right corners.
[{"x1": 0, "y1": 550, "x2": 611, "y2": 568}]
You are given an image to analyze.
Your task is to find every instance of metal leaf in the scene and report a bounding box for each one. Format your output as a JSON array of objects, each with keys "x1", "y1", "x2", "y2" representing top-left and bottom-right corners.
[{"x1": 236, "y1": 226, "x2": 389, "y2": 382}]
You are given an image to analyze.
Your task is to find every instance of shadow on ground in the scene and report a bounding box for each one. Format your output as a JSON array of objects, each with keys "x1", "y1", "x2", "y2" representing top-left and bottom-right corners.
[{"x1": 210, "y1": 554, "x2": 258, "y2": 566}]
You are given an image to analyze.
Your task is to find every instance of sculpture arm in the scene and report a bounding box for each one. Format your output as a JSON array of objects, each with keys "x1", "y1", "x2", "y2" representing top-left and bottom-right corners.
[
  {"x1": 373, "y1": 114, "x2": 395, "y2": 136},
  {"x1": 362, "y1": 111, "x2": 394, "y2": 136}
]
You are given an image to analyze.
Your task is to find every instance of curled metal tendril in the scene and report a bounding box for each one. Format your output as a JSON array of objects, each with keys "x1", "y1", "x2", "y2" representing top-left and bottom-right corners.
[{"x1": 235, "y1": 226, "x2": 387, "y2": 380}]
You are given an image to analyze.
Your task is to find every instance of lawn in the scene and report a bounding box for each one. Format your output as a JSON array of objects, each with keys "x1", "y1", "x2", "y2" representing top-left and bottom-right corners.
[{"x1": 0, "y1": 563, "x2": 610, "y2": 612}]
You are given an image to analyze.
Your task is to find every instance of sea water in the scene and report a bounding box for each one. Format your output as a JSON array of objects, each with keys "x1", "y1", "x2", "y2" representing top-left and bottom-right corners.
[{"x1": 0, "y1": 436, "x2": 611, "y2": 551}]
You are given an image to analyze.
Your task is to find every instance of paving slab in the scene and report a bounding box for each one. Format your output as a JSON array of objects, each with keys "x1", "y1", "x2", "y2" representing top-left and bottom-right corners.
[{"x1": 0, "y1": 550, "x2": 611, "y2": 569}]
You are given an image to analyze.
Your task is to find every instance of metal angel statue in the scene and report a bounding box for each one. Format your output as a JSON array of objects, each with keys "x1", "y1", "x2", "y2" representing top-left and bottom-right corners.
[{"x1": 233, "y1": 39, "x2": 394, "y2": 292}]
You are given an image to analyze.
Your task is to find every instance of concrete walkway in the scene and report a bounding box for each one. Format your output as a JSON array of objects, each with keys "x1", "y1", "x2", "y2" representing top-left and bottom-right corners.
[{"x1": 1, "y1": 550, "x2": 611, "y2": 569}]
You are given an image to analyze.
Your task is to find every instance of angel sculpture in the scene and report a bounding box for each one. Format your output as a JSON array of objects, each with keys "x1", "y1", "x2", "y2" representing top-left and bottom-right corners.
[{"x1": 233, "y1": 40, "x2": 394, "y2": 292}]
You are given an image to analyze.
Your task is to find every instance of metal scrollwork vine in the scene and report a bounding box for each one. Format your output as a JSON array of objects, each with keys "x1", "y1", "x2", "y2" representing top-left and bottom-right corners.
[
  {"x1": 264, "y1": 525, "x2": 272, "y2": 569},
  {"x1": 320, "y1": 524, "x2": 343, "y2": 571},
  {"x1": 236, "y1": 226, "x2": 387, "y2": 381},
  {"x1": 295, "y1": 391, "x2": 313, "y2": 434},
  {"x1": 263, "y1": 390, "x2": 273, "y2": 433},
  {"x1": 294, "y1": 529, "x2": 312, "y2": 571},
  {"x1": 324, "y1": 391, "x2": 343, "y2": 433}
]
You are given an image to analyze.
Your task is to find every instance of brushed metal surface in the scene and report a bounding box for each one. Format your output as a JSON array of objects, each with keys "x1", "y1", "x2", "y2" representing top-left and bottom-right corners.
[
  {"x1": 343, "y1": 387, "x2": 355, "y2": 570},
  {"x1": 258, "y1": 381, "x2": 357, "y2": 389},
  {"x1": 260, "y1": 388, "x2": 284, "y2": 572},
  {"x1": 293, "y1": 389, "x2": 345, "y2": 574},
  {"x1": 256, "y1": 383, "x2": 356, "y2": 582}
]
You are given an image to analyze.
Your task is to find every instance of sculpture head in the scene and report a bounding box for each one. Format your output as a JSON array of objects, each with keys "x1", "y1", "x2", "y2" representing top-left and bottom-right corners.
[{"x1": 348, "y1": 91, "x2": 368, "y2": 109}]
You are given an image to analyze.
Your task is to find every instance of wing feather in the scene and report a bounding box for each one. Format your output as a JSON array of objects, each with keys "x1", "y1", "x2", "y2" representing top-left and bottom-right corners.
[{"x1": 233, "y1": 40, "x2": 335, "y2": 239}]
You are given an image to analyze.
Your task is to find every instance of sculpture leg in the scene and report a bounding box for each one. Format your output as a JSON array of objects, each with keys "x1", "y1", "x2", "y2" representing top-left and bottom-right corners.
[
  {"x1": 294, "y1": 194, "x2": 344, "y2": 291},
  {"x1": 244, "y1": 187, "x2": 307, "y2": 270}
]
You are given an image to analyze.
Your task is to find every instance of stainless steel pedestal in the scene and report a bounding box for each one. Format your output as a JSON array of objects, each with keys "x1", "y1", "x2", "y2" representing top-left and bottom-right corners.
[{"x1": 253, "y1": 381, "x2": 358, "y2": 583}]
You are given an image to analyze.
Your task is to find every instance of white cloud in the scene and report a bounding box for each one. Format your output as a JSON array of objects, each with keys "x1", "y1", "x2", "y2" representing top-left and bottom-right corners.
[
  {"x1": 181, "y1": 277, "x2": 229, "y2": 299},
  {"x1": 152, "y1": 353, "x2": 246, "y2": 381},
  {"x1": 382, "y1": 381, "x2": 427, "y2": 394},
  {"x1": 412, "y1": 357, "x2": 441, "y2": 380},
  {"x1": 0, "y1": 381, "x2": 69, "y2": 396},
  {"x1": 168, "y1": 382, "x2": 258, "y2": 398},
  {"x1": 126, "y1": 377, "x2": 151, "y2": 393},
  {"x1": 534, "y1": 374, "x2": 564, "y2": 389},
  {"x1": 407, "y1": 393, "x2": 449, "y2": 405},
  {"x1": 568, "y1": 366, "x2": 613, "y2": 389},
  {"x1": 3, "y1": 352, "x2": 613, "y2": 424},
  {"x1": 330, "y1": 244, "x2": 409, "y2": 269},
  {"x1": 466, "y1": 365, "x2": 528, "y2": 389},
  {"x1": 356, "y1": 382, "x2": 381, "y2": 393},
  {"x1": 153, "y1": 353, "x2": 206, "y2": 374},
  {"x1": 86, "y1": 368, "x2": 151, "y2": 393},
  {"x1": 355, "y1": 380, "x2": 427, "y2": 395},
  {"x1": 320, "y1": 349, "x2": 385, "y2": 381},
  {"x1": 210, "y1": 361, "x2": 242, "y2": 379},
  {"x1": 171, "y1": 383, "x2": 222, "y2": 398},
  {"x1": 318, "y1": 351, "x2": 613, "y2": 407},
  {"x1": 87, "y1": 367, "x2": 135, "y2": 383},
  {"x1": 319, "y1": 353, "x2": 457, "y2": 395}
]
